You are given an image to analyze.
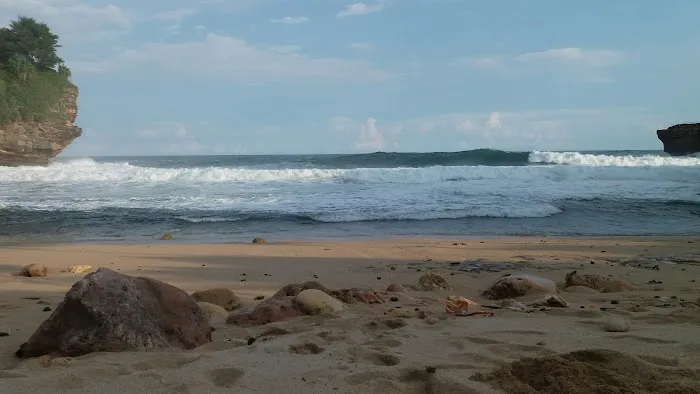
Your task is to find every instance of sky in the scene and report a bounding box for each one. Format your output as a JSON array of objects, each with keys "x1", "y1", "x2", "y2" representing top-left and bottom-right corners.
[{"x1": 1, "y1": 0, "x2": 699, "y2": 156}]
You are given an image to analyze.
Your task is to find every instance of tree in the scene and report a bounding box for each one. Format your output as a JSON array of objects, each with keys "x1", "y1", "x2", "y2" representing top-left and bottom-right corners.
[
  {"x1": 6, "y1": 53, "x2": 34, "y2": 82},
  {"x1": 57, "y1": 63, "x2": 71, "y2": 79},
  {"x1": 0, "y1": 16, "x2": 63, "y2": 71}
]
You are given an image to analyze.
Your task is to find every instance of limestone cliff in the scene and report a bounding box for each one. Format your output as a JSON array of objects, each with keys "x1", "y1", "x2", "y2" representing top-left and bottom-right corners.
[
  {"x1": 656, "y1": 123, "x2": 700, "y2": 156},
  {"x1": 0, "y1": 84, "x2": 82, "y2": 166}
]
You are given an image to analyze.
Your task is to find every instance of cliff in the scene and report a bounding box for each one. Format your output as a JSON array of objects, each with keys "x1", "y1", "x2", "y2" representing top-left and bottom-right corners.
[
  {"x1": 656, "y1": 123, "x2": 700, "y2": 156},
  {"x1": 0, "y1": 84, "x2": 81, "y2": 166}
]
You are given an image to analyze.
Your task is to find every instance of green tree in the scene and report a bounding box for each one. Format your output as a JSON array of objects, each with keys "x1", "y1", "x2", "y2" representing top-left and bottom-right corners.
[
  {"x1": 0, "y1": 16, "x2": 63, "y2": 71},
  {"x1": 57, "y1": 62, "x2": 71, "y2": 79},
  {"x1": 6, "y1": 53, "x2": 35, "y2": 82}
]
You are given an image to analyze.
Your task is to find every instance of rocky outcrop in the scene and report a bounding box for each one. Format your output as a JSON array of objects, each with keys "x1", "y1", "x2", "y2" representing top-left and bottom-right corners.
[
  {"x1": 0, "y1": 84, "x2": 82, "y2": 166},
  {"x1": 657, "y1": 123, "x2": 700, "y2": 156}
]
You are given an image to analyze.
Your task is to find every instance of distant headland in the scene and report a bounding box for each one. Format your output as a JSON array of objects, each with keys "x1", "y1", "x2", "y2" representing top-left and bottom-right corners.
[{"x1": 0, "y1": 16, "x2": 81, "y2": 167}]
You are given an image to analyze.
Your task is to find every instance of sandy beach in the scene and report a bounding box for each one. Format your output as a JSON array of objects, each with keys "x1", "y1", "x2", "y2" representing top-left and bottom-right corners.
[{"x1": 1, "y1": 236, "x2": 700, "y2": 393}]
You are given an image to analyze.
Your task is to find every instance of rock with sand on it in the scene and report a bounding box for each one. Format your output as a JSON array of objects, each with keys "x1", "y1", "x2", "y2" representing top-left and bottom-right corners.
[
  {"x1": 273, "y1": 281, "x2": 331, "y2": 298},
  {"x1": 330, "y1": 288, "x2": 385, "y2": 304},
  {"x1": 191, "y1": 288, "x2": 241, "y2": 311},
  {"x1": 159, "y1": 233, "x2": 172, "y2": 240},
  {"x1": 471, "y1": 349, "x2": 700, "y2": 394},
  {"x1": 252, "y1": 237, "x2": 267, "y2": 244},
  {"x1": 197, "y1": 302, "x2": 229, "y2": 322},
  {"x1": 603, "y1": 317, "x2": 630, "y2": 332},
  {"x1": 482, "y1": 273, "x2": 558, "y2": 300},
  {"x1": 226, "y1": 297, "x2": 304, "y2": 326},
  {"x1": 530, "y1": 294, "x2": 569, "y2": 308},
  {"x1": 565, "y1": 271, "x2": 637, "y2": 293},
  {"x1": 417, "y1": 273, "x2": 451, "y2": 291},
  {"x1": 18, "y1": 264, "x2": 48, "y2": 278},
  {"x1": 295, "y1": 289, "x2": 346, "y2": 315},
  {"x1": 15, "y1": 268, "x2": 212, "y2": 359},
  {"x1": 62, "y1": 265, "x2": 92, "y2": 274}
]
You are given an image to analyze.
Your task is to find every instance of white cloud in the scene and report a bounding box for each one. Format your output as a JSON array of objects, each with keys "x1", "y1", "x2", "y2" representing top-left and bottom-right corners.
[
  {"x1": 356, "y1": 117, "x2": 386, "y2": 151},
  {"x1": 337, "y1": 2, "x2": 384, "y2": 18},
  {"x1": 349, "y1": 42, "x2": 374, "y2": 50},
  {"x1": 486, "y1": 112, "x2": 501, "y2": 129},
  {"x1": 269, "y1": 16, "x2": 309, "y2": 24},
  {"x1": 0, "y1": 0, "x2": 131, "y2": 41},
  {"x1": 154, "y1": 8, "x2": 198, "y2": 33},
  {"x1": 516, "y1": 48, "x2": 624, "y2": 68},
  {"x1": 71, "y1": 33, "x2": 392, "y2": 84},
  {"x1": 460, "y1": 56, "x2": 502, "y2": 69}
]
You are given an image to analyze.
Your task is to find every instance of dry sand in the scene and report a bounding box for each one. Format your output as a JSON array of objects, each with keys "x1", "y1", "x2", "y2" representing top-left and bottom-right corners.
[{"x1": 1, "y1": 236, "x2": 700, "y2": 393}]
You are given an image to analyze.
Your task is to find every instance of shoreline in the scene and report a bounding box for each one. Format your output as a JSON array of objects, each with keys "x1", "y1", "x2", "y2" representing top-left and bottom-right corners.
[{"x1": 2, "y1": 235, "x2": 699, "y2": 393}]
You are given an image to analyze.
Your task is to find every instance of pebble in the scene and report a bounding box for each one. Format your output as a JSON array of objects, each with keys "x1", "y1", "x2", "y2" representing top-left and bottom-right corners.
[
  {"x1": 0, "y1": 326, "x2": 9, "y2": 336},
  {"x1": 611, "y1": 300, "x2": 619, "y2": 305},
  {"x1": 603, "y1": 317, "x2": 630, "y2": 333},
  {"x1": 424, "y1": 315, "x2": 439, "y2": 325},
  {"x1": 254, "y1": 296, "x2": 265, "y2": 301},
  {"x1": 43, "y1": 307, "x2": 52, "y2": 312}
]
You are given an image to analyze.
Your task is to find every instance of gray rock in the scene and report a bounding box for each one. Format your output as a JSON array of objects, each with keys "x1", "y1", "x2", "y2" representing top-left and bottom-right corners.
[{"x1": 603, "y1": 317, "x2": 630, "y2": 332}]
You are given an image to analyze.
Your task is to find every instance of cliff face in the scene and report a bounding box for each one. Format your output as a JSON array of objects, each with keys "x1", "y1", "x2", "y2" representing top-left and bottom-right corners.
[
  {"x1": 657, "y1": 123, "x2": 700, "y2": 156},
  {"x1": 0, "y1": 84, "x2": 82, "y2": 166}
]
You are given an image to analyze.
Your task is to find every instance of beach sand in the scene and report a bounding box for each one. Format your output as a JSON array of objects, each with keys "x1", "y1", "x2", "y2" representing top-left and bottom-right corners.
[{"x1": 1, "y1": 236, "x2": 700, "y2": 393}]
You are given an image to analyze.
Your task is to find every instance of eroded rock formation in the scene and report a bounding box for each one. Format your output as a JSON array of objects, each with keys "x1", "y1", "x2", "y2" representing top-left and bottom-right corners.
[
  {"x1": 0, "y1": 84, "x2": 82, "y2": 166},
  {"x1": 657, "y1": 123, "x2": 700, "y2": 156}
]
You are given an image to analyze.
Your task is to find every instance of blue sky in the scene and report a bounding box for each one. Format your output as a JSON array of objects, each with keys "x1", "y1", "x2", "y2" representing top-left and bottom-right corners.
[{"x1": 1, "y1": 0, "x2": 698, "y2": 155}]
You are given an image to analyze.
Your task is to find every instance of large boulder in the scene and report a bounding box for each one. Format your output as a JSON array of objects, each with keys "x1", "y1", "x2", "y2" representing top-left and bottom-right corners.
[
  {"x1": 18, "y1": 264, "x2": 48, "y2": 277},
  {"x1": 16, "y1": 268, "x2": 212, "y2": 358},
  {"x1": 565, "y1": 271, "x2": 636, "y2": 293},
  {"x1": 657, "y1": 123, "x2": 700, "y2": 156},
  {"x1": 272, "y1": 281, "x2": 331, "y2": 298},
  {"x1": 483, "y1": 274, "x2": 558, "y2": 300}
]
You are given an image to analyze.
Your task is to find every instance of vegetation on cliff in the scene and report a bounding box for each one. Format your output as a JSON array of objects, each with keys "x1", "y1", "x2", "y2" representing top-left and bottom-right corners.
[{"x1": 0, "y1": 16, "x2": 72, "y2": 125}]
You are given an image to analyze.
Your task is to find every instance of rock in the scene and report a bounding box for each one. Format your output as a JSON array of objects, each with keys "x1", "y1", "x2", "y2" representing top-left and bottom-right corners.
[
  {"x1": 565, "y1": 271, "x2": 637, "y2": 293},
  {"x1": 295, "y1": 289, "x2": 346, "y2": 315},
  {"x1": 565, "y1": 285, "x2": 600, "y2": 294},
  {"x1": 191, "y1": 288, "x2": 241, "y2": 311},
  {"x1": 62, "y1": 265, "x2": 92, "y2": 274},
  {"x1": 603, "y1": 317, "x2": 630, "y2": 332},
  {"x1": 227, "y1": 297, "x2": 303, "y2": 326},
  {"x1": 424, "y1": 315, "x2": 439, "y2": 325},
  {"x1": 330, "y1": 288, "x2": 385, "y2": 304},
  {"x1": 159, "y1": 233, "x2": 172, "y2": 240},
  {"x1": 197, "y1": 302, "x2": 229, "y2": 322},
  {"x1": 530, "y1": 294, "x2": 568, "y2": 308},
  {"x1": 417, "y1": 273, "x2": 451, "y2": 291},
  {"x1": 15, "y1": 268, "x2": 212, "y2": 358},
  {"x1": 0, "y1": 85, "x2": 81, "y2": 167},
  {"x1": 501, "y1": 299, "x2": 532, "y2": 312},
  {"x1": 18, "y1": 264, "x2": 48, "y2": 277},
  {"x1": 0, "y1": 326, "x2": 9, "y2": 337},
  {"x1": 386, "y1": 283, "x2": 405, "y2": 293},
  {"x1": 657, "y1": 123, "x2": 700, "y2": 156},
  {"x1": 252, "y1": 238, "x2": 267, "y2": 244},
  {"x1": 482, "y1": 274, "x2": 558, "y2": 300},
  {"x1": 273, "y1": 281, "x2": 331, "y2": 298}
]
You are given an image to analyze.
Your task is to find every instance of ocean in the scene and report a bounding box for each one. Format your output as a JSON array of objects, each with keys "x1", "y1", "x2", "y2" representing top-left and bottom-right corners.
[{"x1": 0, "y1": 149, "x2": 698, "y2": 243}]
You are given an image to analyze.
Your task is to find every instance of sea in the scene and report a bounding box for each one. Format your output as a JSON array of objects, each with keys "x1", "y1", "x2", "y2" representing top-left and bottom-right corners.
[{"x1": 0, "y1": 149, "x2": 698, "y2": 244}]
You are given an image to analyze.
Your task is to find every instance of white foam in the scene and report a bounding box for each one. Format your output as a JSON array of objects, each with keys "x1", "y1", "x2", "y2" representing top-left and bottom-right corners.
[{"x1": 529, "y1": 151, "x2": 700, "y2": 166}]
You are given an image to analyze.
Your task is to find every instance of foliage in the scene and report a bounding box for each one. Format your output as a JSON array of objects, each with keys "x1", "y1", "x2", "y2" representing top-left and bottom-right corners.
[{"x1": 0, "y1": 16, "x2": 72, "y2": 125}]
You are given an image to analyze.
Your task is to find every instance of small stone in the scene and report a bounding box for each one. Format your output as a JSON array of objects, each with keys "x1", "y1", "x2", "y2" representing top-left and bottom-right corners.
[
  {"x1": 43, "y1": 307, "x2": 52, "y2": 312},
  {"x1": 424, "y1": 315, "x2": 439, "y2": 325},
  {"x1": 0, "y1": 326, "x2": 9, "y2": 337},
  {"x1": 603, "y1": 317, "x2": 630, "y2": 332},
  {"x1": 296, "y1": 289, "x2": 346, "y2": 315},
  {"x1": 390, "y1": 296, "x2": 399, "y2": 302},
  {"x1": 159, "y1": 233, "x2": 172, "y2": 240},
  {"x1": 611, "y1": 300, "x2": 619, "y2": 305},
  {"x1": 384, "y1": 319, "x2": 407, "y2": 329},
  {"x1": 247, "y1": 337, "x2": 256, "y2": 345},
  {"x1": 376, "y1": 277, "x2": 382, "y2": 280},
  {"x1": 386, "y1": 284, "x2": 405, "y2": 293},
  {"x1": 254, "y1": 296, "x2": 265, "y2": 301},
  {"x1": 426, "y1": 366, "x2": 436, "y2": 374},
  {"x1": 417, "y1": 273, "x2": 451, "y2": 291},
  {"x1": 64, "y1": 265, "x2": 92, "y2": 274},
  {"x1": 536, "y1": 341, "x2": 545, "y2": 346},
  {"x1": 252, "y1": 238, "x2": 267, "y2": 244},
  {"x1": 19, "y1": 264, "x2": 48, "y2": 278}
]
